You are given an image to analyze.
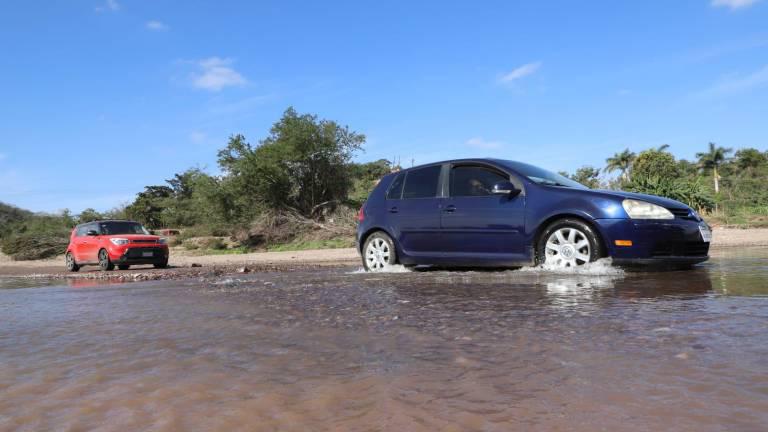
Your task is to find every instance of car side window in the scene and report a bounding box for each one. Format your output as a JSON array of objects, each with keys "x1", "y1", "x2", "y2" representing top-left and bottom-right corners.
[
  {"x1": 75, "y1": 225, "x2": 88, "y2": 237},
  {"x1": 386, "y1": 173, "x2": 405, "y2": 200},
  {"x1": 450, "y1": 165, "x2": 509, "y2": 197},
  {"x1": 402, "y1": 165, "x2": 441, "y2": 199},
  {"x1": 86, "y1": 223, "x2": 100, "y2": 235}
]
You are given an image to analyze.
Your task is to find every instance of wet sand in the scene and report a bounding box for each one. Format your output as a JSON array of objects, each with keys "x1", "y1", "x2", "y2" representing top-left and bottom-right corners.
[{"x1": 1, "y1": 247, "x2": 768, "y2": 431}]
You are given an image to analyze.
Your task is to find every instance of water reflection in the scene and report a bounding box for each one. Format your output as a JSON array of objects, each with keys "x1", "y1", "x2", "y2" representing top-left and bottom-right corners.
[{"x1": 1, "y1": 250, "x2": 768, "y2": 431}]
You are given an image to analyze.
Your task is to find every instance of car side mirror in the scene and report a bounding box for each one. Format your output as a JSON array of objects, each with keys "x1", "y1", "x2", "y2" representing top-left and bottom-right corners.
[
  {"x1": 492, "y1": 181, "x2": 520, "y2": 197},
  {"x1": 86, "y1": 230, "x2": 99, "y2": 236},
  {"x1": 149, "y1": 230, "x2": 156, "y2": 235}
]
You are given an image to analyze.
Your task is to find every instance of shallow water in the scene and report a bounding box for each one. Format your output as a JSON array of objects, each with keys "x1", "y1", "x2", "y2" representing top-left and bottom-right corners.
[{"x1": 1, "y1": 249, "x2": 767, "y2": 431}]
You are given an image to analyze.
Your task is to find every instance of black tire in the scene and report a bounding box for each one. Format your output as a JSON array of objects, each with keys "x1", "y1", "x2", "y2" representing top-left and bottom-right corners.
[
  {"x1": 362, "y1": 231, "x2": 397, "y2": 272},
  {"x1": 65, "y1": 252, "x2": 80, "y2": 272},
  {"x1": 153, "y1": 260, "x2": 168, "y2": 269},
  {"x1": 118, "y1": 265, "x2": 130, "y2": 271},
  {"x1": 535, "y1": 218, "x2": 604, "y2": 267},
  {"x1": 98, "y1": 249, "x2": 115, "y2": 271}
]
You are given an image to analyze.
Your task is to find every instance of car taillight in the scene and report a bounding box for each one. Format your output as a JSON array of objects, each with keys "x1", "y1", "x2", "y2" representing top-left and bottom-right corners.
[{"x1": 357, "y1": 206, "x2": 365, "y2": 222}]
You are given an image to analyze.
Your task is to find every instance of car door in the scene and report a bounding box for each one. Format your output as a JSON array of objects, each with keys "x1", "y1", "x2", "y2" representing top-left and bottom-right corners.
[
  {"x1": 440, "y1": 163, "x2": 526, "y2": 260},
  {"x1": 387, "y1": 164, "x2": 445, "y2": 257},
  {"x1": 79, "y1": 222, "x2": 100, "y2": 263},
  {"x1": 71, "y1": 225, "x2": 88, "y2": 262}
]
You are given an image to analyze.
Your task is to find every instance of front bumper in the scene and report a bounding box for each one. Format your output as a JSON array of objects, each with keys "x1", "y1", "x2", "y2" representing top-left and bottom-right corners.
[
  {"x1": 594, "y1": 218, "x2": 709, "y2": 266},
  {"x1": 109, "y1": 246, "x2": 169, "y2": 265}
]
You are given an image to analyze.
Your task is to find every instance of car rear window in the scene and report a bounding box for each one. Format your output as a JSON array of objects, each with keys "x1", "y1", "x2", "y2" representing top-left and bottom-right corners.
[
  {"x1": 402, "y1": 165, "x2": 441, "y2": 199},
  {"x1": 386, "y1": 173, "x2": 405, "y2": 199}
]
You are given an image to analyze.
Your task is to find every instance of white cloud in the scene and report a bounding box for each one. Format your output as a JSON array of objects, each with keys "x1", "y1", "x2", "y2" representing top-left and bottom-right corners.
[
  {"x1": 95, "y1": 0, "x2": 120, "y2": 12},
  {"x1": 711, "y1": 0, "x2": 760, "y2": 9},
  {"x1": 466, "y1": 137, "x2": 505, "y2": 150},
  {"x1": 146, "y1": 20, "x2": 168, "y2": 31},
  {"x1": 189, "y1": 131, "x2": 207, "y2": 144},
  {"x1": 700, "y1": 64, "x2": 768, "y2": 96},
  {"x1": 499, "y1": 62, "x2": 542, "y2": 83},
  {"x1": 191, "y1": 57, "x2": 247, "y2": 91}
]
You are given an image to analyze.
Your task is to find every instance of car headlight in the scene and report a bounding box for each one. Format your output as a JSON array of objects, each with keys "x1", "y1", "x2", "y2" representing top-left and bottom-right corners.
[
  {"x1": 110, "y1": 238, "x2": 130, "y2": 245},
  {"x1": 158, "y1": 238, "x2": 167, "y2": 244},
  {"x1": 621, "y1": 199, "x2": 674, "y2": 220}
]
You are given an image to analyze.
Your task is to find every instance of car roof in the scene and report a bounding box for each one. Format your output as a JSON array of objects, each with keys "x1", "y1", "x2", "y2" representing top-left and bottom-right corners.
[
  {"x1": 399, "y1": 158, "x2": 516, "y2": 171},
  {"x1": 76, "y1": 220, "x2": 139, "y2": 227}
]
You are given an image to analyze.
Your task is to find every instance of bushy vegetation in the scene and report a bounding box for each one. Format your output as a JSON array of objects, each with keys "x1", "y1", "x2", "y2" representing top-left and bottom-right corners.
[
  {"x1": 0, "y1": 205, "x2": 125, "y2": 260},
  {"x1": 561, "y1": 144, "x2": 768, "y2": 224}
]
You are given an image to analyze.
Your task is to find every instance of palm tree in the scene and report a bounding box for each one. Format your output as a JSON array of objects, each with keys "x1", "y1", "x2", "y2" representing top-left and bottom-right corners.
[
  {"x1": 656, "y1": 144, "x2": 670, "y2": 152},
  {"x1": 696, "y1": 142, "x2": 732, "y2": 194},
  {"x1": 605, "y1": 148, "x2": 636, "y2": 182}
]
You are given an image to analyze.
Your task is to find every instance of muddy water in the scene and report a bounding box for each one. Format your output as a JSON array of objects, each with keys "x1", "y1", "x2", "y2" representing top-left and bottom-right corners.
[{"x1": 1, "y1": 249, "x2": 767, "y2": 431}]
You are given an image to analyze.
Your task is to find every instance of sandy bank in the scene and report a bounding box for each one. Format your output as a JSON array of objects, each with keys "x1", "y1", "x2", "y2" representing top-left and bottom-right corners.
[{"x1": 0, "y1": 227, "x2": 765, "y2": 277}]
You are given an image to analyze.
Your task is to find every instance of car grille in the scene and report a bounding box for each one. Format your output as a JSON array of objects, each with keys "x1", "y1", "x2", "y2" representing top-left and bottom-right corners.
[
  {"x1": 651, "y1": 242, "x2": 709, "y2": 257},
  {"x1": 668, "y1": 208, "x2": 696, "y2": 220},
  {"x1": 124, "y1": 247, "x2": 164, "y2": 259},
  {"x1": 131, "y1": 239, "x2": 158, "y2": 244}
]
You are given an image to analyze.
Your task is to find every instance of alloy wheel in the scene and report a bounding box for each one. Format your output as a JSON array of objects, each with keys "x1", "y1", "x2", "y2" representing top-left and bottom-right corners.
[
  {"x1": 99, "y1": 250, "x2": 113, "y2": 271},
  {"x1": 365, "y1": 237, "x2": 392, "y2": 271},
  {"x1": 544, "y1": 227, "x2": 592, "y2": 268}
]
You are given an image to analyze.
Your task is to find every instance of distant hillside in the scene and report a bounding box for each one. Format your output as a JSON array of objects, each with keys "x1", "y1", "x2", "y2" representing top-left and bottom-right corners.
[
  {"x1": 0, "y1": 202, "x2": 33, "y2": 231},
  {"x1": 0, "y1": 202, "x2": 72, "y2": 260}
]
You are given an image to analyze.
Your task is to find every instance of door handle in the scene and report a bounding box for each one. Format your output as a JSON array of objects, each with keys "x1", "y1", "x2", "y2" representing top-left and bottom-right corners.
[
  {"x1": 388, "y1": 206, "x2": 399, "y2": 213},
  {"x1": 443, "y1": 205, "x2": 456, "y2": 213}
]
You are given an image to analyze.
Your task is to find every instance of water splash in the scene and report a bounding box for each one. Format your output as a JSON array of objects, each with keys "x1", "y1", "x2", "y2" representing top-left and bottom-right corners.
[
  {"x1": 519, "y1": 258, "x2": 624, "y2": 276},
  {"x1": 347, "y1": 264, "x2": 413, "y2": 274}
]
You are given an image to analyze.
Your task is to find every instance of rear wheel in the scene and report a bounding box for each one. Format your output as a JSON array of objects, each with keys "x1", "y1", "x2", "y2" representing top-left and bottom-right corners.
[
  {"x1": 98, "y1": 249, "x2": 115, "y2": 271},
  {"x1": 154, "y1": 260, "x2": 168, "y2": 269},
  {"x1": 362, "y1": 232, "x2": 397, "y2": 272},
  {"x1": 118, "y1": 265, "x2": 130, "y2": 270},
  {"x1": 536, "y1": 219, "x2": 603, "y2": 268},
  {"x1": 65, "y1": 252, "x2": 80, "y2": 272}
]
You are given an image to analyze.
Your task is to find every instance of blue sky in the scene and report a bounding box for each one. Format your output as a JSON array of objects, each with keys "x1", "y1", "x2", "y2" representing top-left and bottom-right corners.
[{"x1": 1, "y1": 0, "x2": 767, "y2": 213}]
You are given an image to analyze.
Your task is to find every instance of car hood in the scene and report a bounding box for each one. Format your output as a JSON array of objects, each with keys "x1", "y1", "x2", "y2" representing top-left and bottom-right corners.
[
  {"x1": 106, "y1": 234, "x2": 162, "y2": 241},
  {"x1": 588, "y1": 189, "x2": 690, "y2": 210}
]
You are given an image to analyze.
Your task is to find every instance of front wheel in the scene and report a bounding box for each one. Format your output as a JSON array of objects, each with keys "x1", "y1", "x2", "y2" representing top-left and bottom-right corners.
[
  {"x1": 362, "y1": 232, "x2": 397, "y2": 272},
  {"x1": 98, "y1": 249, "x2": 115, "y2": 271},
  {"x1": 536, "y1": 219, "x2": 603, "y2": 268},
  {"x1": 153, "y1": 260, "x2": 168, "y2": 269},
  {"x1": 65, "y1": 252, "x2": 80, "y2": 272}
]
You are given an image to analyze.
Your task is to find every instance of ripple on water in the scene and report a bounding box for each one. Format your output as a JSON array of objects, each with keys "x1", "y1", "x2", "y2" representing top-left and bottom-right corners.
[{"x1": 1, "y1": 250, "x2": 768, "y2": 431}]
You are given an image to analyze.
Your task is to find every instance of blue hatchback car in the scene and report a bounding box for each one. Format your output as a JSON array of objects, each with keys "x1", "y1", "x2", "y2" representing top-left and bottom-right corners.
[{"x1": 356, "y1": 158, "x2": 711, "y2": 271}]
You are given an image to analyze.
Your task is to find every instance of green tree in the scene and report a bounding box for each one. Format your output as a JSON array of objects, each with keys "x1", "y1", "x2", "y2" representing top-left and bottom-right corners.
[
  {"x1": 77, "y1": 208, "x2": 103, "y2": 223},
  {"x1": 631, "y1": 149, "x2": 680, "y2": 180},
  {"x1": 570, "y1": 166, "x2": 601, "y2": 189},
  {"x1": 217, "y1": 107, "x2": 365, "y2": 218},
  {"x1": 733, "y1": 148, "x2": 767, "y2": 173},
  {"x1": 604, "y1": 148, "x2": 635, "y2": 181},
  {"x1": 348, "y1": 159, "x2": 394, "y2": 204},
  {"x1": 696, "y1": 142, "x2": 732, "y2": 194},
  {"x1": 125, "y1": 185, "x2": 173, "y2": 228}
]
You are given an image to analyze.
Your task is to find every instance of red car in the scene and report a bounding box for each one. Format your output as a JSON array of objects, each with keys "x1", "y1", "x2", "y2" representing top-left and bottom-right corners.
[{"x1": 65, "y1": 220, "x2": 169, "y2": 272}]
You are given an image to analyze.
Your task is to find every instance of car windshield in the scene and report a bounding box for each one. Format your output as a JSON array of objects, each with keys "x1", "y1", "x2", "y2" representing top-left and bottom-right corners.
[
  {"x1": 99, "y1": 221, "x2": 150, "y2": 235},
  {"x1": 500, "y1": 160, "x2": 588, "y2": 189}
]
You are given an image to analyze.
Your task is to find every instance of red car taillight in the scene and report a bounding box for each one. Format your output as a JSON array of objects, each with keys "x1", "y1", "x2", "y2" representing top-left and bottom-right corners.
[{"x1": 357, "y1": 206, "x2": 365, "y2": 222}]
